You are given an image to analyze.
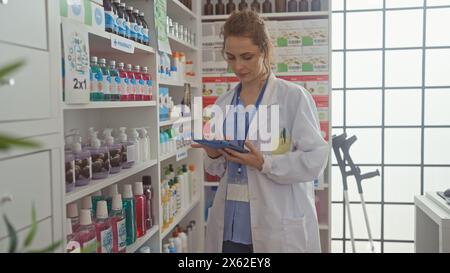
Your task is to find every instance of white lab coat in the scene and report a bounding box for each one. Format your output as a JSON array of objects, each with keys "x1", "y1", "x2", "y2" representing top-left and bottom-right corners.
[{"x1": 204, "y1": 73, "x2": 329, "y2": 253}]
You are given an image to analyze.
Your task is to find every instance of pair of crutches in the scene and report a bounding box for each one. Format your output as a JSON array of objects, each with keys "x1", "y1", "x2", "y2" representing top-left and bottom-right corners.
[{"x1": 332, "y1": 133, "x2": 380, "y2": 253}]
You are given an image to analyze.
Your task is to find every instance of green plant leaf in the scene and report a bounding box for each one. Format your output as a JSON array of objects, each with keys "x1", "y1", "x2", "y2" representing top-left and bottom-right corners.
[
  {"x1": 0, "y1": 60, "x2": 25, "y2": 80},
  {"x1": 23, "y1": 205, "x2": 37, "y2": 248},
  {"x1": 3, "y1": 215, "x2": 18, "y2": 253},
  {"x1": 0, "y1": 134, "x2": 40, "y2": 151},
  {"x1": 27, "y1": 240, "x2": 63, "y2": 253}
]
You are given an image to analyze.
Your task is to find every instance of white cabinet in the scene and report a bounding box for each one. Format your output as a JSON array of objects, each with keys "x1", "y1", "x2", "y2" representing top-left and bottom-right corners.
[{"x1": 0, "y1": 0, "x2": 48, "y2": 50}]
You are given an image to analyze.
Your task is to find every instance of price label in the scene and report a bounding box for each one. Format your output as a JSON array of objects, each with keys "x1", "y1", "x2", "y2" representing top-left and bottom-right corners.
[{"x1": 176, "y1": 149, "x2": 188, "y2": 162}]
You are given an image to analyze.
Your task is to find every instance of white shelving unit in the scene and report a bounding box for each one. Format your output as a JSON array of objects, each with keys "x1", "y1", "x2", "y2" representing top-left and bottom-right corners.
[
  {"x1": 200, "y1": 0, "x2": 332, "y2": 253},
  {"x1": 58, "y1": 0, "x2": 204, "y2": 254}
]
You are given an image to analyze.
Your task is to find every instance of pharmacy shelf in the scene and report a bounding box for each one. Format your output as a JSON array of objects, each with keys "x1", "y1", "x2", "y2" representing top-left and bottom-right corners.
[
  {"x1": 159, "y1": 116, "x2": 192, "y2": 127},
  {"x1": 84, "y1": 22, "x2": 155, "y2": 55},
  {"x1": 204, "y1": 182, "x2": 219, "y2": 187},
  {"x1": 126, "y1": 225, "x2": 160, "y2": 253},
  {"x1": 63, "y1": 101, "x2": 156, "y2": 110},
  {"x1": 161, "y1": 197, "x2": 201, "y2": 239},
  {"x1": 159, "y1": 77, "x2": 200, "y2": 88},
  {"x1": 167, "y1": 0, "x2": 198, "y2": 21},
  {"x1": 203, "y1": 71, "x2": 329, "y2": 78},
  {"x1": 168, "y1": 34, "x2": 199, "y2": 52},
  {"x1": 159, "y1": 146, "x2": 192, "y2": 162},
  {"x1": 202, "y1": 11, "x2": 329, "y2": 21},
  {"x1": 65, "y1": 159, "x2": 158, "y2": 204}
]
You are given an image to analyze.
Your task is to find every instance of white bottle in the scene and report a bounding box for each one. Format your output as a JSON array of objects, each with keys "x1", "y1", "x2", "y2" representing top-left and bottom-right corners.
[
  {"x1": 173, "y1": 232, "x2": 183, "y2": 253},
  {"x1": 178, "y1": 227, "x2": 188, "y2": 253},
  {"x1": 129, "y1": 128, "x2": 142, "y2": 164},
  {"x1": 139, "y1": 246, "x2": 151, "y2": 253},
  {"x1": 67, "y1": 203, "x2": 80, "y2": 231},
  {"x1": 169, "y1": 238, "x2": 177, "y2": 253},
  {"x1": 66, "y1": 218, "x2": 81, "y2": 253},
  {"x1": 81, "y1": 196, "x2": 93, "y2": 219},
  {"x1": 186, "y1": 224, "x2": 193, "y2": 253},
  {"x1": 138, "y1": 128, "x2": 150, "y2": 162},
  {"x1": 163, "y1": 244, "x2": 170, "y2": 253},
  {"x1": 118, "y1": 127, "x2": 136, "y2": 169}
]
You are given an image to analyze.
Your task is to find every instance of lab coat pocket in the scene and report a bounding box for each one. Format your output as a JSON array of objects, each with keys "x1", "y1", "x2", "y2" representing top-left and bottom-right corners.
[{"x1": 282, "y1": 217, "x2": 307, "y2": 253}]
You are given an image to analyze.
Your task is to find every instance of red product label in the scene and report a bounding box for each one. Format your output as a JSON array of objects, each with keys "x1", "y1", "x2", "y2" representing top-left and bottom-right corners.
[
  {"x1": 313, "y1": 96, "x2": 329, "y2": 108},
  {"x1": 320, "y1": 122, "x2": 330, "y2": 142}
]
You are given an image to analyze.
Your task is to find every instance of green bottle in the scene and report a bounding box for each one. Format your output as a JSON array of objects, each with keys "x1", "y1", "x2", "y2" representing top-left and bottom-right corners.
[
  {"x1": 123, "y1": 184, "x2": 137, "y2": 246},
  {"x1": 90, "y1": 56, "x2": 105, "y2": 101}
]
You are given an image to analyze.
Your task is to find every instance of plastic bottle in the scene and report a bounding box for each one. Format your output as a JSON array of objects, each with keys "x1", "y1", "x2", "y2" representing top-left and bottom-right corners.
[
  {"x1": 117, "y1": 62, "x2": 129, "y2": 101},
  {"x1": 173, "y1": 231, "x2": 183, "y2": 253},
  {"x1": 67, "y1": 203, "x2": 80, "y2": 232},
  {"x1": 139, "y1": 128, "x2": 150, "y2": 162},
  {"x1": 81, "y1": 196, "x2": 94, "y2": 220},
  {"x1": 133, "y1": 65, "x2": 144, "y2": 101},
  {"x1": 174, "y1": 176, "x2": 182, "y2": 212},
  {"x1": 123, "y1": 184, "x2": 137, "y2": 245},
  {"x1": 275, "y1": 0, "x2": 287, "y2": 12},
  {"x1": 104, "y1": 0, "x2": 116, "y2": 33},
  {"x1": 239, "y1": 0, "x2": 248, "y2": 10},
  {"x1": 112, "y1": 0, "x2": 121, "y2": 35},
  {"x1": 139, "y1": 246, "x2": 151, "y2": 253},
  {"x1": 189, "y1": 165, "x2": 197, "y2": 200},
  {"x1": 75, "y1": 209, "x2": 98, "y2": 253},
  {"x1": 168, "y1": 238, "x2": 177, "y2": 253},
  {"x1": 66, "y1": 218, "x2": 81, "y2": 253},
  {"x1": 109, "y1": 60, "x2": 121, "y2": 101},
  {"x1": 71, "y1": 132, "x2": 92, "y2": 187},
  {"x1": 116, "y1": 2, "x2": 127, "y2": 38},
  {"x1": 99, "y1": 58, "x2": 112, "y2": 101},
  {"x1": 227, "y1": 0, "x2": 236, "y2": 14},
  {"x1": 133, "y1": 9, "x2": 143, "y2": 44},
  {"x1": 251, "y1": 0, "x2": 261, "y2": 12},
  {"x1": 182, "y1": 165, "x2": 191, "y2": 204},
  {"x1": 103, "y1": 128, "x2": 123, "y2": 174},
  {"x1": 139, "y1": 12, "x2": 150, "y2": 46},
  {"x1": 163, "y1": 244, "x2": 170, "y2": 253},
  {"x1": 95, "y1": 201, "x2": 113, "y2": 253},
  {"x1": 65, "y1": 151, "x2": 75, "y2": 193},
  {"x1": 134, "y1": 182, "x2": 147, "y2": 238},
  {"x1": 126, "y1": 6, "x2": 137, "y2": 42},
  {"x1": 88, "y1": 131, "x2": 110, "y2": 180},
  {"x1": 288, "y1": 0, "x2": 298, "y2": 12},
  {"x1": 105, "y1": 184, "x2": 119, "y2": 212},
  {"x1": 299, "y1": 0, "x2": 308, "y2": 11},
  {"x1": 110, "y1": 194, "x2": 127, "y2": 253},
  {"x1": 90, "y1": 56, "x2": 104, "y2": 102},
  {"x1": 204, "y1": 0, "x2": 213, "y2": 15},
  {"x1": 186, "y1": 224, "x2": 193, "y2": 253},
  {"x1": 142, "y1": 176, "x2": 153, "y2": 230},
  {"x1": 120, "y1": 3, "x2": 130, "y2": 39},
  {"x1": 126, "y1": 64, "x2": 136, "y2": 101},
  {"x1": 118, "y1": 127, "x2": 136, "y2": 169},
  {"x1": 311, "y1": 0, "x2": 321, "y2": 11},
  {"x1": 91, "y1": 191, "x2": 103, "y2": 217},
  {"x1": 177, "y1": 226, "x2": 188, "y2": 253},
  {"x1": 263, "y1": 0, "x2": 272, "y2": 13},
  {"x1": 170, "y1": 52, "x2": 179, "y2": 82},
  {"x1": 141, "y1": 67, "x2": 153, "y2": 101}
]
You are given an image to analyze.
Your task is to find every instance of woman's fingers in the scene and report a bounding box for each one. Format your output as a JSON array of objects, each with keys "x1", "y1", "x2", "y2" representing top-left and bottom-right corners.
[
  {"x1": 191, "y1": 143, "x2": 204, "y2": 149},
  {"x1": 244, "y1": 141, "x2": 258, "y2": 154},
  {"x1": 224, "y1": 148, "x2": 245, "y2": 160}
]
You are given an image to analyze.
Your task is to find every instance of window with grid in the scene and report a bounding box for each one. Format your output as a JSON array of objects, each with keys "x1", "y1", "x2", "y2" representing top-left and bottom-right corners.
[{"x1": 331, "y1": 0, "x2": 450, "y2": 253}]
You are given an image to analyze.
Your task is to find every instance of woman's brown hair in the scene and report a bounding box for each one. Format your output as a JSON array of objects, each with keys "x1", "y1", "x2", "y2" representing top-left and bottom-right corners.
[{"x1": 221, "y1": 9, "x2": 273, "y2": 74}]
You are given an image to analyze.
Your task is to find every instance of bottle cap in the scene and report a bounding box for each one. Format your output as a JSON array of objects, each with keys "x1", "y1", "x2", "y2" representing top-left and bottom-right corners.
[
  {"x1": 140, "y1": 12, "x2": 145, "y2": 17},
  {"x1": 91, "y1": 56, "x2": 98, "y2": 63},
  {"x1": 103, "y1": 129, "x2": 115, "y2": 146},
  {"x1": 67, "y1": 203, "x2": 79, "y2": 218},
  {"x1": 80, "y1": 209, "x2": 92, "y2": 226},
  {"x1": 123, "y1": 184, "x2": 134, "y2": 199},
  {"x1": 134, "y1": 9, "x2": 140, "y2": 14},
  {"x1": 99, "y1": 58, "x2": 107, "y2": 65},
  {"x1": 107, "y1": 184, "x2": 119, "y2": 197},
  {"x1": 66, "y1": 218, "x2": 73, "y2": 235},
  {"x1": 93, "y1": 190, "x2": 102, "y2": 197},
  {"x1": 139, "y1": 246, "x2": 151, "y2": 253},
  {"x1": 134, "y1": 182, "x2": 144, "y2": 195},
  {"x1": 142, "y1": 176, "x2": 152, "y2": 186},
  {"x1": 112, "y1": 194, "x2": 123, "y2": 211},
  {"x1": 110, "y1": 60, "x2": 116, "y2": 66},
  {"x1": 96, "y1": 201, "x2": 109, "y2": 219},
  {"x1": 81, "y1": 196, "x2": 92, "y2": 210},
  {"x1": 119, "y1": 127, "x2": 128, "y2": 142}
]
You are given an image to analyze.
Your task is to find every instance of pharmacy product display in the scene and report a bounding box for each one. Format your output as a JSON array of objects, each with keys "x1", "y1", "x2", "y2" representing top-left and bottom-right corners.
[
  {"x1": 65, "y1": 177, "x2": 156, "y2": 253},
  {"x1": 162, "y1": 222, "x2": 197, "y2": 253},
  {"x1": 203, "y1": 0, "x2": 326, "y2": 14},
  {"x1": 167, "y1": 16, "x2": 197, "y2": 47},
  {"x1": 158, "y1": 51, "x2": 196, "y2": 83}
]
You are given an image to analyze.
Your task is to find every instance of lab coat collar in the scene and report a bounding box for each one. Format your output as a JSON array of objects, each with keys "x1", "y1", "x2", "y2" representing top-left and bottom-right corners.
[{"x1": 232, "y1": 72, "x2": 279, "y2": 107}]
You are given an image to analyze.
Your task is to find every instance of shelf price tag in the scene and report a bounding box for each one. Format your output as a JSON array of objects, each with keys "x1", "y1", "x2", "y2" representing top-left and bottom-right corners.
[
  {"x1": 62, "y1": 19, "x2": 90, "y2": 104},
  {"x1": 111, "y1": 35, "x2": 135, "y2": 54},
  {"x1": 176, "y1": 149, "x2": 188, "y2": 162}
]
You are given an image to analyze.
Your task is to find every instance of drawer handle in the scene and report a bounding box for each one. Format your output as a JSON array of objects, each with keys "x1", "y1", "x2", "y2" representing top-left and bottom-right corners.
[
  {"x1": 0, "y1": 78, "x2": 15, "y2": 87},
  {"x1": 0, "y1": 0, "x2": 8, "y2": 5},
  {"x1": 0, "y1": 194, "x2": 13, "y2": 206}
]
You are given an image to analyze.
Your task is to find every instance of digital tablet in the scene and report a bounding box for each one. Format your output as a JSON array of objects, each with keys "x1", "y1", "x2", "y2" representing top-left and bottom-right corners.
[{"x1": 193, "y1": 139, "x2": 249, "y2": 153}]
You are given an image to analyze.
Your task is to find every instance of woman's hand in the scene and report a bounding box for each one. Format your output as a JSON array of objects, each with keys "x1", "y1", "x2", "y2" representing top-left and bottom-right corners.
[
  {"x1": 220, "y1": 141, "x2": 265, "y2": 171},
  {"x1": 191, "y1": 143, "x2": 223, "y2": 159}
]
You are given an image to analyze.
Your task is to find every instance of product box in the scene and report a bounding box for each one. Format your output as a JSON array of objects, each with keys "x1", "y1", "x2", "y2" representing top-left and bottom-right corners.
[
  {"x1": 202, "y1": 47, "x2": 229, "y2": 75},
  {"x1": 60, "y1": 0, "x2": 105, "y2": 29},
  {"x1": 301, "y1": 19, "x2": 329, "y2": 46},
  {"x1": 202, "y1": 76, "x2": 240, "y2": 97},
  {"x1": 273, "y1": 20, "x2": 303, "y2": 48},
  {"x1": 273, "y1": 47, "x2": 303, "y2": 73},
  {"x1": 202, "y1": 22, "x2": 224, "y2": 49},
  {"x1": 303, "y1": 75, "x2": 329, "y2": 96},
  {"x1": 301, "y1": 46, "x2": 329, "y2": 72},
  {"x1": 90, "y1": 2, "x2": 105, "y2": 31}
]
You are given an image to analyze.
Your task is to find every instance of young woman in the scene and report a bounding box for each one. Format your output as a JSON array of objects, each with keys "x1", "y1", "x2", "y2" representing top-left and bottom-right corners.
[{"x1": 193, "y1": 10, "x2": 329, "y2": 253}]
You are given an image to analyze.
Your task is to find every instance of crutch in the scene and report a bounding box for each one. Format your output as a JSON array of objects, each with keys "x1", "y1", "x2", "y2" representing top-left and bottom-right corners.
[{"x1": 332, "y1": 133, "x2": 380, "y2": 253}]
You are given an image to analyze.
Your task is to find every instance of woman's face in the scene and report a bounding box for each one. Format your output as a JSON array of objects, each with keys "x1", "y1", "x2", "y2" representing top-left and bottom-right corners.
[{"x1": 224, "y1": 36, "x2": 266, "y2": 84}]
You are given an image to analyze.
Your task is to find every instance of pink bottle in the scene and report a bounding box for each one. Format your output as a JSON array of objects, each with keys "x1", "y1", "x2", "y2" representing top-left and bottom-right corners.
[
  {"x1": 66, "y1": 218, "x2": 81, "y2": 253},
  {"x1": 133, "y1": 65, "x2": 143, "y2": 101},
  {"x1": 75, "y1": 209, "x2": 98, "y2": 253},
  {"x1": 67, "y1": 203, "x2": 80, "y2": 233},
  {"x1": 141, "y1": 67, "x2": 153, "y2": 101},
  {"x1": 118, "y1": 62, "x2": 129, "y2": 101},
  {"x1": 134, "y1": 182, "x2": 147, "y2": 238},
  {"x1": 126, "y1": 64, "x2": 136, "y2": 101},
  {"x1": 110, "y1": 194, "x2": 127, "y2": 253},
  {"x1": 95, "y1": 201, "x2": 114, "y2": 253}
]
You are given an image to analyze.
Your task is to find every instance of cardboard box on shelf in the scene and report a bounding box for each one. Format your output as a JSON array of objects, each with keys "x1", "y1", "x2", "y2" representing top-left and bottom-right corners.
[
  {"x1": 60, "y1": 0, "x2": 105, "y2": 30},
  {"x1": 202, "y1": 76, "x2": 240, "y2": 97},
  {"x1": 272, "y1": 21, "x2": 303, "y2": 48},
  {"x1": 302, "y1": 46, "x2": 329, "y2": 72},
  {"x1": 273, "y1": 47, "x2": 304, "y2": 73},
  {"x1": 303, "y1": 75, "x2": 329, "y2": 96},
  {"x1": 302, "y1": 19, "x2": 329, "y2": 47}
]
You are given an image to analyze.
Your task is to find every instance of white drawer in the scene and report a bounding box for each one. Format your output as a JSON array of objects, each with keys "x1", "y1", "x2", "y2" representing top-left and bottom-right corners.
[
  {"x1": 0, "y1": 43, "x2": 52, "y2": 123},
  {"x1": 0, "y1": 151, "x2": 52, "y2": 239},
  {"x1": 0, "y1": 218, "x2": 53, "y2": 253},
  {"x1": 0, "y1": 0, "x2": 47, "y2": 50}
]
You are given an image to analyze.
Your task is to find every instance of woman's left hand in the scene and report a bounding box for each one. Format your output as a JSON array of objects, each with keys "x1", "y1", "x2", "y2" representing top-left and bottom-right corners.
[{"x1": 219, "y1": 141, "x2": 265, "y2": 171}]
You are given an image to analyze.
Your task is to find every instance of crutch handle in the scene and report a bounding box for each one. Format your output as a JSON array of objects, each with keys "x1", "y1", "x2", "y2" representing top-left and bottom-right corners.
[
  {"x1": 361, "y1": 169, "x2": 380, "y2": 180},
  {"x1": 343, "y1": 135, "x2": 358, "y2": 150},
  {"x1": 332, "y1": 133, "x2": 347, "y2": 149}
]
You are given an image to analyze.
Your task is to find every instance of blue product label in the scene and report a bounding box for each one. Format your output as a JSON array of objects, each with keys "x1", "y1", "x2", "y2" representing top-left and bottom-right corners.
[
  {"x1": 135, "y1": 25, "x2": 143, "y2": 41},
  {"x1": 142, "y1": 28, "x2": 149, "y2": 43},
  {"x1": 124, "y1": 21, "x2": 130, "y2": 38},
  {"x1": 101, "y1": 227, "x2": 113, "y2": 253},
  {"x1": 148, "y1": 80, "x2": 153, "y2": 87},
  {"x1": 114, "y1": 14, "x2": 119, "y2": 33},
  {"x1": 117, "y1": 18, "x2": 125, "y2": 36},
  {"x1": 105, "y1": 11, "x2": 115, "y2": 29},
  {"x1": 130, "y1": 23, "x2": 137, "y2": 40}
]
